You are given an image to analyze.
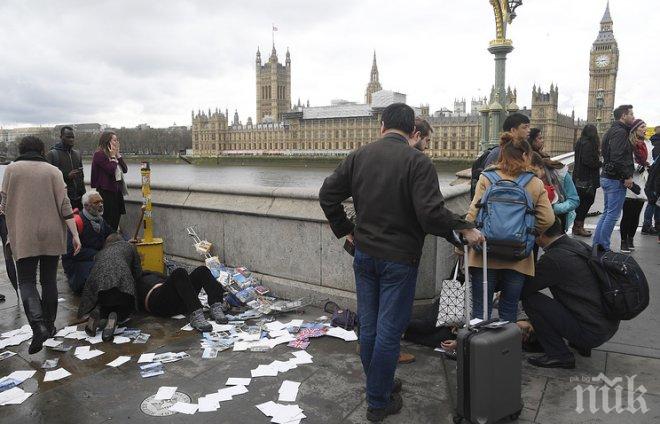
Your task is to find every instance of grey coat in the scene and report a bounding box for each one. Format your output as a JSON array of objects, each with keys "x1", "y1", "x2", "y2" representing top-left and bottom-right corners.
[{"x1": 78, "y1": 240, "x2": 142, "y2": 317}]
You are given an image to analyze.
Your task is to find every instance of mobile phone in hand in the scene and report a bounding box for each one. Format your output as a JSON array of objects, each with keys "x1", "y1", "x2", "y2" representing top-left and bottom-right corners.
[{"x1": 343, "y1": 239, "x2": 355, "y2": 257}]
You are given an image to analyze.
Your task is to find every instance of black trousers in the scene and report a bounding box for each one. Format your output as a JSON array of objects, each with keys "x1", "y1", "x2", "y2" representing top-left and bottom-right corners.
[
  {"x1": 147, "y1": 267, "x2": 224, "y2": 316},
  {"x1": 0, "y1": 215, "x2": 17, "y2": 293},
  {"x1": 16, "y1": 255, "x2": 59, "y2": 312},
  {"x1": 98, "y1": 188, "x2": 125, "y2": 231},
  {"x1": 98, "y1": 288, "x2": 134, "y2": 321},
  {"x1": 620, "y1": 198, "x2": 645, "y2": 240},
  {"x1": 575, "y1": 187, "x2": 596, "y2": 222},
  {"x1": 522, "y1": 292, "x2": 608, "y2": 359}
]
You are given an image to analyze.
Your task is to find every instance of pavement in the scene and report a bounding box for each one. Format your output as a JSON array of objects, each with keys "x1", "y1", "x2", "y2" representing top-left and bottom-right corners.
[{"x1": 0, "y1": 231, "x2": 658, "y2": 423}]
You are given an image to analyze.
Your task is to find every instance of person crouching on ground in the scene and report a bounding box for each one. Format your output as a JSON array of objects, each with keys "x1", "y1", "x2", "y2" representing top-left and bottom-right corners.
[
  {"x1": 78, "y1": 233, "x2": 141, "y2": 342},
  {"x1": 522, "y1": 219, "x2": 620, "y2": 369},
  {"x1": 62, "y1": 190, "x2": 114, "y2": 294},
  {"x1": 136, "y1": 266, "x2": 228, "y2": 332}
]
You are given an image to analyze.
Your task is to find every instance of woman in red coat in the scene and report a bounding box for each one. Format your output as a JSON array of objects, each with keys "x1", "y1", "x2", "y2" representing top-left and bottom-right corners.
[{"x1": 90, "y1": 131, "x2": 128, "y2": 231}]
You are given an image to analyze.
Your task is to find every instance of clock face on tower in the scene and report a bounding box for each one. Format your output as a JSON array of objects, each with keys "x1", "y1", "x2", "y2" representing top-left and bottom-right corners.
[{"x1": 595, "y1": 54, "x2": 610, "y2": 68}]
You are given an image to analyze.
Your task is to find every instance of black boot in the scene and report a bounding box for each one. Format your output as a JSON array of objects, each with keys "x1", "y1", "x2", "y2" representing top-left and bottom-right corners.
[
  {"x1": 627, "y1": 236, "x2": 635, "y2": 251},
  {"x1": 41, "y1": 299, "x2": 58, "y2": 337},
  {"x1": 620, "y1": 238, "x2": 630, "y2": 253},
  {"x1": 23, "y1": 298, "x2": 50, "y2": 354}
]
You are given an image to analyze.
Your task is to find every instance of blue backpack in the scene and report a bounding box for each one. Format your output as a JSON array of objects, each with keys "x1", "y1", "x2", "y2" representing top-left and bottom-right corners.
[{"x1": 475, "y1": 170, "x2": 537, "y2": 260}]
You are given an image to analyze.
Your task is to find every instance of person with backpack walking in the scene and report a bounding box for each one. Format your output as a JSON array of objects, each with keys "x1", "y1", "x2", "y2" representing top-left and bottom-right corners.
[
  {"x1": 619, "y1": 119, "x2": 649, "y2": 253},
  {"x1": 522, "y1": 219, "x2": 620, "y2": 369},
  {"x1": 46, "y1": 126, "x2": 86, "y2": 211},
  {"x1": 466, "y1": 131, "x2": 554, "y2": 322},
  {"x1": 593, "y1": 105, "x2": 636, "y2": 251},
  {"x1": 572, "y1": 124, "x2": 602, "y2": 237},
  {"x1": 319, "y1": 103, "x2": 483, "y2": 422}
]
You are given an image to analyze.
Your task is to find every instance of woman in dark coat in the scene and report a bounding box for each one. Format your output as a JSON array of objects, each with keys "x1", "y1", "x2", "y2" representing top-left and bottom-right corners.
[
  {"x1": 78, "y1": 234, "x2": 141, "y2": 341},
  {"x1": 572, "y1": 124, "x2": 602, "y2": 237},
  {"x1": 90, "y1": 131, "x2": 128, "y2": 231}
]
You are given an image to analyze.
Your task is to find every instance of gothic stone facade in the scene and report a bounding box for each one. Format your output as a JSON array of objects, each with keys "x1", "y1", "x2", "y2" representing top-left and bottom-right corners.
[
  {"x1": 586, "y1": 2, "x2": 619, "y2": 134},
  {"x1": 193, "y1": 36, "x2": 587, "y2": 159}
]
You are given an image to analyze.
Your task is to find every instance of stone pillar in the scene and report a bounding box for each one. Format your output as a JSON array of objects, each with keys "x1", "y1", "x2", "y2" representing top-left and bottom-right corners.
[
  {"x1": 486, "y1": 43, "x2": 514, "y2": 148},
  {"x1": 479, "y1": 105, "x2": 490, "y2": 152},
  {"x1": 488, "y1": 98, "x2": 503, "y2": 145}
]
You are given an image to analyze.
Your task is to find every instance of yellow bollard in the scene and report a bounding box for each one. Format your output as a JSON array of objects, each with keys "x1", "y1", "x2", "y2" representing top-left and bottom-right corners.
[{"x1": 136, "y1": 161, "x2": 165, "y2": 274}]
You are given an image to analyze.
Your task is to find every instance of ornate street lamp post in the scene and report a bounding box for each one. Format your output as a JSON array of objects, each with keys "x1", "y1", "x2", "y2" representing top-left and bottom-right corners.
[{"x1": 480, "y1": 0, "x2": 524, "y2": 150}]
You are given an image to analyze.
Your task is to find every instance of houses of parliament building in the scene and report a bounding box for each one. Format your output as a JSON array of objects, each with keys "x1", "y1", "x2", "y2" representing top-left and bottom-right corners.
[{"x1": 192, "y1": 4, "x2": 617, "y2": 159}]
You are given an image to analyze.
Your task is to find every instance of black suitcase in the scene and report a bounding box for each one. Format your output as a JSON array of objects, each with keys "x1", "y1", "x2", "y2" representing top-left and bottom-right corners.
[{"x1": 454, "y1": 241, "x2": 523, "y2": 424}]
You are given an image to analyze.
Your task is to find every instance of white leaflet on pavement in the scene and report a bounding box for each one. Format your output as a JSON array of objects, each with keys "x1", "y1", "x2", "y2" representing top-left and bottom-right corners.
[
  {"x1": 43, "y1": 368, "x2": 71, "y2": 382},
  {"x1": 278, "y1": 380, "x2": 301, "y2": 402},
  {"x1": 42, "y1": 338, "x2": 62, "y2": 348},
  {"x1": 197, "y1": 396, "x2": 219, "y2": 412},
  {"x1": 250, "y1": 364, "x2": 278, "y2": 378},
  {"x1": 264, "y1": 321, "x2": 286, "y2": 332},
  {"x1": 154, "y1": 386, "x2": 177, "y2": 400},
  {"x1": 112, "y1": 336, "x2": 131, "y2": 344},
  {"x1": 137, "y1": 353, "x2": 155, "y2": 363},
  {"x1": 326, "y1": 327, "x2": 358, "y2": 342},
  {"x1": 168, "y1": 401, "x2": 198, "y2": 415},
  {"x1": 225, "y1": 377, "x2": 251, "y2": 386},
  {"x1": 180, "y1": 324, "x2": 194, "y2": 331},
  {"x1": 106, "y1": 356, "x2": 131, "y2": 367},
  {"x1": 171, "y1": 314, "x2": 186, "y2": 319}
]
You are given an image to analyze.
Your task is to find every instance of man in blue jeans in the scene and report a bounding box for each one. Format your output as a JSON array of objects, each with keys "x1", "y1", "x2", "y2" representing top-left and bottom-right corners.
[
  {"x1": 593, "y1": 105, "x2": 635, "y2": 251},
  {"x1": 319, "y1": 103, "x2": 483, "y2": 422}
]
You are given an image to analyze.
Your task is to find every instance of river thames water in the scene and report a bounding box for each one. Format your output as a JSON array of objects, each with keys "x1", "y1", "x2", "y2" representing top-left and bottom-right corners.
[{"x1": 0, "y1": 161, "x2": 464, "y2": 189}]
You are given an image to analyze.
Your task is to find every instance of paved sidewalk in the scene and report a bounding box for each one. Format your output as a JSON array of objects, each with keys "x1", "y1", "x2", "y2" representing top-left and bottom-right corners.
[{"x1": 0, "y1": 234, "x2": 657, "y2": 423}]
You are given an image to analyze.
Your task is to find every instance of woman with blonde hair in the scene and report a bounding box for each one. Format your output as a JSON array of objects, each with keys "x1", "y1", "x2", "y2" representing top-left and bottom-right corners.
[
  {"x1": 467, "y1": 133, "x2": 555, "y2": 322},
  {"x1": 90, "y1": 131, "x2": 128, "y2": 231}
]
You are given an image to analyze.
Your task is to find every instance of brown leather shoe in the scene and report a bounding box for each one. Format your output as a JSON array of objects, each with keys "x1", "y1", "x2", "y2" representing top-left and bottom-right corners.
[
  {"x1": 572, "y1": 221, "x2": 592, "y2": 237},
  {"x1": 398, "y1": 352, "x2": 416, "y2": 364}
]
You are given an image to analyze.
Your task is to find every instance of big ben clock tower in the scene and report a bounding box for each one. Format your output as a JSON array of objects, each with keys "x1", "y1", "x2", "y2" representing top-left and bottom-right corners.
[{"x1": 587, "y1": 1, "x2": 619, "y2": 134}]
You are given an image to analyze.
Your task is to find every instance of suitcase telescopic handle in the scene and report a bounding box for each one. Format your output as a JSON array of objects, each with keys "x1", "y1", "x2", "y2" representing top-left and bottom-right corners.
[{"x1": 463, "y1": 239, "x2": 488, "y2": 329}]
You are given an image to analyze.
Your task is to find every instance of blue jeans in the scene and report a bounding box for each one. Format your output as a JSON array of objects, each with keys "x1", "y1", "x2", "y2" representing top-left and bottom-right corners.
[
  {"x1": 353, "y1": 249, "x2": 418, "y2": 409},
  {"x1": 593, "y1": 177, "x2": 627, "y2": 250},
  {"x1": 642, "y1": 193, "x2": 659, "y2": 228},
  {"x1": 63, "y1": 260, "x2": 94, "y2": 294},
  {"x1": 470, "y1": 268, "x2": 525, "y2": 322}
]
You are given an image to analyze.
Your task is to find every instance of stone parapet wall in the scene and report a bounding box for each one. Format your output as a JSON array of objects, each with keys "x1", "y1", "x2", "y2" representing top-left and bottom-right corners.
[{"x1": 119, "y1": 182, "x2": 471, "y2": 313}]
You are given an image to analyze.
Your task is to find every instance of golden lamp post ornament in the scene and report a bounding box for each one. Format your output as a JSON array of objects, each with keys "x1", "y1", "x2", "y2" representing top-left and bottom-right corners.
[
  {"x1": 480, "y1": 0, "x2": 524, "y2": 150},
  {"x1": 131, "y1": 161, "x2": 165, "y2": 273}
]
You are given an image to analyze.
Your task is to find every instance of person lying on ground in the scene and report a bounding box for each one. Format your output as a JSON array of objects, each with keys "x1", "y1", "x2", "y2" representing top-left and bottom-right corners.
[
  {"x1": 78, "y1": 233, "x2": 142, "y2": 342},
  {"x1": 62, "y1": 190, "x2": 114, "y2": 295},
  {"x1": 136, "y1": 266, "x2": 228, "y2": 332},
  {"x1": 521, "y1": 219, "x2": 620, "y2": 369}
]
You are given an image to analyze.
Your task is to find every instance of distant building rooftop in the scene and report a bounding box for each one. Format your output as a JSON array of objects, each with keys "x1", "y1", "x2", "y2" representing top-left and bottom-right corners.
[{"x1": 302, "y1": 104, "x2": 373, "y2": 120}]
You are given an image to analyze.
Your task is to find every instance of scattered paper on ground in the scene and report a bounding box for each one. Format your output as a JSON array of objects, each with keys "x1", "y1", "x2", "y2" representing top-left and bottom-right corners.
[
  {"x1": 278, "y1": 380, "x2": 301, "y2": 402},
  {"x1": 169, "y1": 401, "x2": 198, "y2": 415},
  {"x1": 155, "y1": 386, "x2": 177, "y2": 400},
  {"x1": 106, "y1": 356, "x2": 131, "y2": 368},
  {"x1": 43, "y1": 368, "x2": 71, "y2": 382}
]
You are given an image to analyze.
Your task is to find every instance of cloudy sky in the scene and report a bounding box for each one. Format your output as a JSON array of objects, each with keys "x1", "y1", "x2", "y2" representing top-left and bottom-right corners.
[{"x1": 0, "y1": 0, "x2": 657, "y2": 129}]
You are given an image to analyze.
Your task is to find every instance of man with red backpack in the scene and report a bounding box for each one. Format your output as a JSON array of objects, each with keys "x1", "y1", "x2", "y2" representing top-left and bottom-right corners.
[{"x1": 62, "y1": 190, "x2": 114, "y2": 294}]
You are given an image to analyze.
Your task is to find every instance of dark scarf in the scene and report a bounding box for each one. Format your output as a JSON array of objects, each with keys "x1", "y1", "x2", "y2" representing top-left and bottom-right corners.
[
  {"x1": 82, "y1": 209, "x2": 103, "y2": 233},
  {"x1": 14, "y1": 151, "x2": 48, "y2": 162}
]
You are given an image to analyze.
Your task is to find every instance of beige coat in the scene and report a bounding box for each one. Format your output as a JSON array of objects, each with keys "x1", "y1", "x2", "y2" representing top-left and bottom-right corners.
[
  {"x1": 1, "y1": 159, "x2": 73, "y2": 260},
  {"x1": 466, "y1": 169, "x2": 555, "y2": 277}
]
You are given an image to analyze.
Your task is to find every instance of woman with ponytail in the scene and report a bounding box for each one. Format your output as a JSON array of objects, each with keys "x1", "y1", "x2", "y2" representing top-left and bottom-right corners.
[{"x1": 466, "y1": 132, "x2": 555, "y2": 322}]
